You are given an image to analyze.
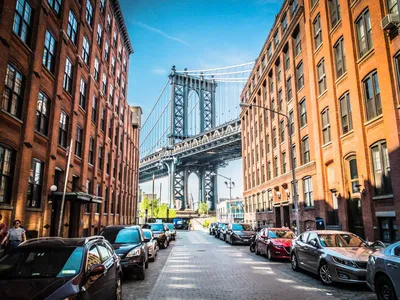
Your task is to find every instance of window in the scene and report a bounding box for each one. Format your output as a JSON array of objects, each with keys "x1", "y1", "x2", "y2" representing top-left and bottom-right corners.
[
  {"x1": 278, "y1": 89, "x2": 283, "y2": 111},
  {"x1": 123, "y1": 58, "x2": 127, "y2": 72},
  {"x1": 271, "y1": 99, "x2": 275, "y2": 119},
  {"x1": 280, "y1": 119, "x2": 285, "y2": 142},
  {"x1": 296, "y1": 61, "x2": 304, "y2": 90},
  {"x1": 79, "y1": 79, "x2": 87, "y2": 109},
  {"x1": 88, "y1": 137, "x2": 94, "y2": 165},
  {"x1": 302, "y1": 137, "x2": 310, "y2": 164},
  {"x1": 268, "y1": 190, "x2": 273, "y2": 211},
  {"x1": 63, "y1": 58, "x2": 73, "y2": 94},
  {"x1": 35, "y1": 92, "x2": 50, "y2": 135},
  {"x1": 356, "y1": 10, "x2": 373, "y2": 58},
  {"x1": 379, "y1": 218, "x2": 399, "y2": 243},
  {"x1": 303, "y1": 177, "x2": 314, "y2": 207},
  {"x1": 334, "y1": 37, "x2": 346, "y2": 78},
  {"x1": 274, "y1": 32, "x2": 279, "y2": 47},
  {"x1": 48, "y1": 0, "x2": 61, "y2": 15},
  {"x1": 339, "y1": 92, "x2": 353, "y2": 134},
  {"x1": 107, "y1": 14, "x2": 111, "y2": 32},
  {"x1": 108, "y1": 118, "x2": 113, "y2": 139},
  {"x1": 98, "y1": 146, "x2": 103, "y2": 171},
  {"x1": 0, "y1": 145, "x2": 15, "y2": 204},
  {"x1": 100, "y1": 108, "x2": 106, "y2": 131},
  {"x1": 92, "y1": 96, "x2": 98, "y2": 123},
  {"x1": 281, "y1": 14, "x2": 287, "y2": 33},
  {"x1": 75, "y1": 126, "x2": 83, "y2": 158},
  {"x1": 27, "y1": 159, "x2": 43, "y2": 208},
  {"x1": 311, "y1": 0, "x2": 318, "y2": 7},
  {"x1": 395, "y1": 53, "x2": 400, "y2": 101},
  {"x1": 371, "y1": 141, "x2": 392, "y2": 196},
  {"x1": 313, "y1": 15, "x2": 322, "y2": 49},
  {"x1": 67, "y1": 11, "x2": 78, "y2": 44},
  {"x1": 282, "y1": 152, "x2": 287, "y2": 173},
  {"x1": 346, "y1": 156, "x2": 359, "y2": 193},
  {"x1": 267, "y1": 161, "x2": 272, "y2": 180},
  {"x1": 267, "y1": 134, "x2": 270, "y2": 153},
  {"x1": 13, "y1": 0, "x2": 32, "y2": 44},
  {"x1": 111, "y1": 56, "x2": 116, "y2": 74},
  {"x1": 294, "y1": 28, "x2": 301, "y2": 56},
  {"x1": 43, "y1": 30, "x2": 56, "y2": 73},
  {"x1": 82, "y1": 36, "x2": 90, "y2": 65},
  {"x1": 292, "y1": 145, "x2": 297, "y2": 168},
  {"x1": 86, "y1": 0, "x2": 93, "y2": 27},
  {"x1": 284, "y1": 47, "x2": 290, "y2": 70},
  {"x1": 97, "y1": 24, "x2": 103, "y2": 46},
  {"x1": 329, "y1": 0, "x2": 341, "y2": 28},
  {"x1": 287, "y1": 77, "x2": 292, "y2": 101},
  {"x1": 363, "y1": 71, "x2": 381, "y2": 121},
  {"x1": 274, "y1": 156, "x2": 279, "y2": 177},
  {"x1": 104, "y1": 187, "x2": 109, "y2": 213},
  {"x1": 317, "y1": 59, "x2": 327, "y2": 95},
  {"x1": 321, "y1": 108, "x2": 331, "y2": 144},
  {"x1": 102, "y1": 73, "x2": 107, "y2": 94},
  {"x1": 2, "y1": 64, "x2": 25, "y2": 119},
  {"x1": 58, "y1": 112, "x2": 69, "y2": 148},
  {"x1": 94, "y1": 58, "x2": 100, "y2": 81},
  {"x1": 106, "y1": 153, "x2": 110, "y2": 175},
  {"x1": 109, "y1": 85, "x2": 114, "y2": 104},
  {"x1": 267, "y1": 45, "x2": 272, "y2": 60},
  {"x1": 273, "y1": 128, "x2": 277, "y2": 148},
  {"x1": 299, "y1": 98, "x2": 307, "y2": 127},
  {"x1": 113, "y1": 30, "x2": 117, "y2": 47},
  {"x1": 104, "y1": 41, "x2": 110, "y2": 61},
  {"x1": 100, "y1": 0, "x2": 105, "y2": 13},
  {"x1": 289, "y1": 110, "x2": 294, "y2": 135},
  {"x1": 387, "y1": 0, "x2": 399, "y2": 14}
]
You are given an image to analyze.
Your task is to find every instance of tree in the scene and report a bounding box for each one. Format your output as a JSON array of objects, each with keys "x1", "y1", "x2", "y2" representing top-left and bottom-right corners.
[
  {"x1": 157, "y1": 204, "x2": 177, "y2": 219},
  {"x1": 198, "y1": 202, "x2": 208, "y2": 215},
  {"x1": 139, "y1": 196, "x2": 159, "y2": 218}
]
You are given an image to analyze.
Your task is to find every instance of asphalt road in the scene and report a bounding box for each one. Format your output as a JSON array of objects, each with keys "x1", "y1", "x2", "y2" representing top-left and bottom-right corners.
[{"x1": 122, "y1": 230, "x2": 376, "y2": 300}]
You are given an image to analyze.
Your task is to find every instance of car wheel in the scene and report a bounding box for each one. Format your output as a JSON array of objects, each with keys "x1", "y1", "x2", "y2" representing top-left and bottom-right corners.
[
  {"x1": 231, "y1": 236, "x2": 235, "y2": 245},
  {"x1": 267, "y1": 247, "x2": 273, "y2": 260},
  {"x1": 376, "y1": 275, "x2": 397, "y2": 300},
  {"x1": 291, "y1": 253, "x2": 299, "y2": 271},
  {"x1": 145, "y1": 259, "x2": 149, "y2": 269},
  {"x1": 255, "y1": 244, "x2": 260, "y2": 255},
  {"x1": 162, "y1": 239, "x2": 168, "y2": 249},
  {"x1": 136, "y1": 264, "x2": 146, "y2": 280},
  {"x1": 150, "y1": 255, "x2": 155, "y2": 262},
  {"x1": 318, "y1": 262, "x2": 333, "y2": 285},
  {"x1": 115, "y1": 275, "x2": 122, "y2": 300}
]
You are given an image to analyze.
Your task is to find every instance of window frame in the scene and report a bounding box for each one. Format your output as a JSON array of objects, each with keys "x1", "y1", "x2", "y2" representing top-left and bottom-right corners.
[
  {"x1": 334, "y1": 37, "x2": 346, "y2": 78},
  {"x1": 2, "y1": 64, "x2": 25, "y2": 119},
  {"x1": 58, "y1": 111, "x2": 69, "y2": 148},
  {"x1": 27, "y1": 159, "x2": 44, "y2": 208},
  {"x1": 328, "y1": 0, "x2": 341, "y2": 28},
  {"x1": 317, "y1": 58, "x2": 327, "y2": 95},
  {"x1": 13, "y1": 0, "x2": 33, "y2": 45},
  {"x1": 303, "y1": 176, "x2": 314, "y2": 207},
  {"x1": 35, "y1": 92, "x2": 50, "y2": 136},
  {"x1": 299, "y1": 98, "x2": 307, "y2": 128},
  {"x1": 63, "y1": 57, "x2": 74, "y2": 94},
  {"x1": 296, "y1": 61, "x2": 304, "y2": 91},
  {"x1": 43, "y1": 30, "x2": 57, "y2": 73},
  {"x1": 67, "y1": 10, "x2": 78, "y2": 45},
  {"x1": 86, "y1": 0, "x2": 93, "y2": 27},
  {"x1": 313, "y1": 14, "x2": 323, "y2": 49},
  {"x1": 79, "y1": 78, "x2": 87, "y2": 110},
  {"x1": 321, "y1": 107, "x2": 331, "y2": 144},
  {"x1": 363, "y1": 71, "x2": 381, "y2": 121},
  {"x1": 339, "y1": 92, "x2": 353, "y2": 134},
  {"x1": 0, "y1": 144, "x2": 15, "y2": 204},
  {"x1": 302, "y1": 136, "x2": 310, "y2": 164},
  {"x1": 75, "y1": 125, "x2": 83, "y2": 158},
  {"x1": 82, "y1": 36, "x2": 90, "y2": 65},
  {"x1": 355, "y1": 9, "x2": 373, "y2": 58},
  {"x1": 370, "y1": 140, "x2": 392, "y2": 196}
]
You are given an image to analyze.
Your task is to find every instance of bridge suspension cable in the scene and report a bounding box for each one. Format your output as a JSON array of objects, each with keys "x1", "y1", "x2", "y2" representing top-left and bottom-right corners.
[{"x1": 176, "y1": 62, "x2": 254, "y2": 73}]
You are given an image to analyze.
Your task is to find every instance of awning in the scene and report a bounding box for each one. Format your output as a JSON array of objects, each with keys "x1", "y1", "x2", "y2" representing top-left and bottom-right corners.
[{"x1": 53, "y1": 192, "x2": 103, "y2": 204}]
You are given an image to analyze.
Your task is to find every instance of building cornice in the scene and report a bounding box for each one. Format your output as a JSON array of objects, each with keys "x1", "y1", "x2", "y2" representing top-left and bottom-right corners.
[{"x1": 111, "y1": 0, "x2": 134, "y2": 55}]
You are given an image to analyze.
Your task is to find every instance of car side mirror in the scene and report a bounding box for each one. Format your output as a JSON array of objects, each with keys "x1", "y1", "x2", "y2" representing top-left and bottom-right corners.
[
  {"x1": 309, "y1": 239, "x2": 318, "y2": 248},
  {"x1": 144, "y1": 238, "x2": 150, "y2": 242},
  {"x1": 260, "y1": 235, "x2": 266, "y2": 239},
  {"x1": 89, "y1": 264, "x2": 105, "y2": 277}
]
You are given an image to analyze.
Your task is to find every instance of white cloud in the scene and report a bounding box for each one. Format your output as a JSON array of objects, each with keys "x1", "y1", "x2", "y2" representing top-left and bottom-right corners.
[
  {"x1": 135, "y1": 22, "x2": 190, "y2": 47},
  {"x1": 152, "y1": 68, "x2": 167, "y2": 75}
]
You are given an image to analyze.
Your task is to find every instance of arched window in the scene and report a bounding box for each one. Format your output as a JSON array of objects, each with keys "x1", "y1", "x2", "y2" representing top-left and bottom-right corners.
[{"x1": 345, "y1": 155, "x2": 359, "y2": 194}]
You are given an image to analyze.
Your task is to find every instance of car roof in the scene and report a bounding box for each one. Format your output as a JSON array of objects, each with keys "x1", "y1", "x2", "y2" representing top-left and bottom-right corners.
[
  {"x1": 19, "y1": 237, "x2": 104, "y2": 248},
  {"x1": 103, "y1": 225, "x2": 141, "y2": 229},
  {"x1": 302, "y1": 230, "x2": 353, "y2": 234},
  {"x1": 265, "y1": 228, "x2": 291, "y2": 231}
]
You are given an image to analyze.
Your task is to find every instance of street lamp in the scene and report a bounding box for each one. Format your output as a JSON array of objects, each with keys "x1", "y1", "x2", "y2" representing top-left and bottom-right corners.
[
  {"x1": 240, "y1": 102, "x2": 300, "y2": 235},
  {"x1": 211, "y1": 171, "x2": 235, "y2": 222},
  {"x1": 49, "y1": 185, "x2": 57, "y2": 204}
]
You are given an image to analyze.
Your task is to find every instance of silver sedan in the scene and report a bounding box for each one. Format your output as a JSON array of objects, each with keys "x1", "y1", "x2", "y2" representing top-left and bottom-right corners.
[
  {"x1": 142, "y1": 229, "x2": 159, "y2": 262},
  {"x1": 290, "y1": 230, "x2": 377, "y2": 285}
]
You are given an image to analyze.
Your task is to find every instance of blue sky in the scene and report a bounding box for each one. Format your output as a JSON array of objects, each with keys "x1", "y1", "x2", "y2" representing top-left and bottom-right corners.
[{"x1": 119, "y1": 0, "x2": 282, "y2": 203}]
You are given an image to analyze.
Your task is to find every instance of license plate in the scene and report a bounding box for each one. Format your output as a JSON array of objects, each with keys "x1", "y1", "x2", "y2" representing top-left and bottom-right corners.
[{"x1": 244, "y1": 239, "x2": 249, "y2": 242}]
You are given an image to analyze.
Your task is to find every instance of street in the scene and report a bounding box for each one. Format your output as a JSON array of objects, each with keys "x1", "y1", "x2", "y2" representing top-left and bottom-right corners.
[{"x1": 122, "y1": 230, "x2": 376, "y2": 300}]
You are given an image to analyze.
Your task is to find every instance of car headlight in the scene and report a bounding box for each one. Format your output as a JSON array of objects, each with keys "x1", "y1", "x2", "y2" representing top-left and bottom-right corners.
[
  {"x1": 332, "y1": 256, "x2": 357, "y2": 268},
  {"x1": 272, "y1": 244, "x2": 283, "y2": 249},
  {"x1": 126, "y1": 248, "x2": 141, "y2": 257}
]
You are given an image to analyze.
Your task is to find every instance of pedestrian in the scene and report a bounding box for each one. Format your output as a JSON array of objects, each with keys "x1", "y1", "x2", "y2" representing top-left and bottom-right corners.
[{"x1": 1, "y1": 220, "x2": 26, "y2": 250}]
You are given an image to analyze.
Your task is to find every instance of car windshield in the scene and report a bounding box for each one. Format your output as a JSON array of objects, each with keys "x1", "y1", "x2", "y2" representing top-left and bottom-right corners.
[
  {"x1": 143, "y1": 230, "x2": 152, "y2": 240},
  {"x1": 102, "y1": 228, "x2": 140, "y2": 244},
  {"x1": 150, "y1": 224, "x2": 165, "y2": 231},
  {"x1": 167, "y1": 224, "x2": 175, "y2": 230},
  {"x1": 318, "y1": 233, "x2": 367, "y2": 247},
  {"x1": 218, "y1": 224, "x2": 226, "y2": 228},
  {"x1": 0, "y1": 247, "x2": 84, "y2": 279},
  {"x1": 232, "y1": 224, "x2": 252, "y2": 231},
  {"x1": 269, "y1": 230, "x2": 295, "y2": 239}
]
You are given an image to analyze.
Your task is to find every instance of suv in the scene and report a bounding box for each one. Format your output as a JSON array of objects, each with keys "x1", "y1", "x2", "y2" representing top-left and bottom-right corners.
[
  {"x1": 225, "y1": 223, "x2": 255, "y2": 245},
  {"x1": 142, "y1": 223, "x2": 170, "y2": 249},
  {"x1": 0, "y1": 236, "x2": 122, "y2": 300},
  {"x1": 101, "y1": 225, "x2": 149, "y2": 280}
]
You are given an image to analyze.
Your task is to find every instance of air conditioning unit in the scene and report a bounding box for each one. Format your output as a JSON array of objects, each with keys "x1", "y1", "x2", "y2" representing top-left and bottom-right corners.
[{"x1": 381, "y1": 14, "x2": 400, "y2": 31}]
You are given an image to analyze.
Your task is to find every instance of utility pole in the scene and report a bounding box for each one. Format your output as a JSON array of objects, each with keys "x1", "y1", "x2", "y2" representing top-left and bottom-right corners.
[{"x1": 151, "y1": 173, "x2": 155, "y2": 219}]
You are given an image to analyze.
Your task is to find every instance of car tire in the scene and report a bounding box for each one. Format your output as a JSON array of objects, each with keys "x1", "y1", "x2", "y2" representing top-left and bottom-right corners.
[
  {"x1": 150, "y1": 255, "x2": 155, "y2": 262},
  {"x1": 376, "y1": 275, "x2": 397, "y2": 300},
  {"x1": 136, "y1": 264, "x2": 146, "y2": 280},
  {"x1": 115, "y1": 275, "x2": 122, "y2": 300},
  {"x1": 291, "y1": 253, "x2": 299, "y2": 271},
  {"x1": 318, "y1": 262, "x2": 333, "y2": 285},
  {"x1": 231, "y1": 236, "x2": 235, "y2": 245},
  {"x1": 267, "y1": 247, "x2": 273, "y2": 261},
  {"x1": 145, "y1": 259, "x2": 149, "y2": 269},
  {"x1": 162, "y1": 239, "x2": 168, "y2": 249}
]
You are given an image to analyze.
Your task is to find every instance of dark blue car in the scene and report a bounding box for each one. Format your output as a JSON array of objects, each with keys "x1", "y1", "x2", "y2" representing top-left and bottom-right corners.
[{"x1": 0, "y1": 236, "x2": 122, "y2": 300}]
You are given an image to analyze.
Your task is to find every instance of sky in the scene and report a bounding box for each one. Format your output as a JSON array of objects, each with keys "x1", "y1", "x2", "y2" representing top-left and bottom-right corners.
[{"x1": 119, "y1": 0, "x2": 283, "y2": 204}]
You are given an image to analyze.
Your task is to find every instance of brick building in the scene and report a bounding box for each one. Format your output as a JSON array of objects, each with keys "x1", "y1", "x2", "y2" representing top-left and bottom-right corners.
[
  {"x1": 0, "y1": 0, "x2": 141, "y2": 238},
  {"x1": 241, "y1": 0, "x2": 400, "y2": 243}
]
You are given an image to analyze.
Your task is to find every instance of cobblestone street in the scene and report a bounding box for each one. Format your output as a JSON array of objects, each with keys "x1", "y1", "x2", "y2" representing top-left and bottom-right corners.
[{"x1": 122, "y1": 230, "x2": 376, "y2": 300}]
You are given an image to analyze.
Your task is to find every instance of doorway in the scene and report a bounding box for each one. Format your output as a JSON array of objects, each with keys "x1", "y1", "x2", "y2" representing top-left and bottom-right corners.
[
  {"x1": 347, "y1": 197, "x2": 364, "y2": 239},
  {"x1": 283, "y1": 205, "x2": 290, "y2": 228},
  {"x1": 68, "y1": 201, "x2": 82, "y2": 237},
  {"x1": 275, "y1": 206, "x2": 281, "y2": 227}
]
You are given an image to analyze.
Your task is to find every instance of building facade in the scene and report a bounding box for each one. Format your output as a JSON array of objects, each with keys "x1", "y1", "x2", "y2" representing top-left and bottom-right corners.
[
  {"x1": 241, "y1": 0, "x2": 400, "y2": 243},
  {"x1": 0, "y1": 0, "x2": 141, "y2": 238},
  {"x1": 216, "y1": 197, "x2": 244, "y2": 223}
]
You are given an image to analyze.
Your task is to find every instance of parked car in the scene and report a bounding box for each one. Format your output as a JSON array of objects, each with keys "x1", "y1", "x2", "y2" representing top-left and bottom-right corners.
[
  {"x1": 215, "y1": 223, "x2": 228, "y2": 238},
  {"x1": 101, "y1": 225, "x2": 149, "y2": 280},
  {"x1": 0, "y1": 236, "x2": 122, "y2": 300},
  {"x1": 219, "y1": 224, "x2": 228, "y2": 241},
  {"x1": 209, "y1": 222, "x2": 218, "y2": 235},
  {"x1": 142, "y1": 229, "x2": 159, "y2": 262},
  {"x1": 291, "y1": 230, "x2": 378, "y2": 285},
  {"x1": 173, "y1": 218, "x2": 189, "y2": 230},
  {"x1": 255, "y1": 227, "x2": 295, "y2": 260},
  {"x1": 225, "y1": 223, "x2": 256, "y2": 245},
  {"x1": 166, "y1": 223, "x2": 177, "y2": 241},
  {"x1": 367, "y1": 241, "x2": 400, "y2": 300},
  {"x1": 142, "y1": 223, "x2": 170, "y2": 249}
]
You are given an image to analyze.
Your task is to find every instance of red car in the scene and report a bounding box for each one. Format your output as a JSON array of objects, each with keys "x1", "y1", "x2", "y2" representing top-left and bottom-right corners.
[{"x1": 255, "y1": 228, "x2": 296, "y2": 260}]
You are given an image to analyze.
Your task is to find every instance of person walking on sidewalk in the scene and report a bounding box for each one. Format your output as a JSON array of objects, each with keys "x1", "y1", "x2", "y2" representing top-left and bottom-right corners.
[{"x1": 1, "y1": 220, "x2": 26, "y2": 250}]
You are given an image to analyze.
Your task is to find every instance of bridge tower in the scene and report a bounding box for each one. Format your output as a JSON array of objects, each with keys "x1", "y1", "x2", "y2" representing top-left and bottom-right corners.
[{"x1": 168, "y1": 66, "x2": 218, "y2": 211}]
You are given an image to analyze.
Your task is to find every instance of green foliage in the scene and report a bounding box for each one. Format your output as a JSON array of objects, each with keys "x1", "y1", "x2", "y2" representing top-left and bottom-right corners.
[
  {"x1": 139, "y1": 196, "x2": 177, "y2": 219},
  {"x1": 157, "y1": 203, "x2": 177, "y2": 219},
  {"x1": 203, "y1": 220, "x2": 210, "y2": 228},
  {"x1": 198, "y1": 202, "x2": 209, "y2": 215}
]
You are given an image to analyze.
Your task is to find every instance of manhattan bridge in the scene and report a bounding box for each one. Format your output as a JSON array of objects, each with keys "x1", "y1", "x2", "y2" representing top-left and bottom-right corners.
[{"x1": 139, "y1": 63, "x2": 253, "y2": 211}]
